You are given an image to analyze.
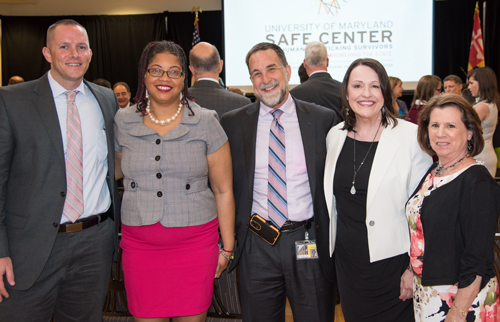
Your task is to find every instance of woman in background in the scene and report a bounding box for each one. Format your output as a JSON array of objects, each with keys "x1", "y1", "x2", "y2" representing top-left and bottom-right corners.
[
  {"x1": 324, "y1": 58, "x2": 432, "y2": 321},
  {"x1": 114, "y1": 40, "x2": 235, "y2": 322},
  {"x1": 408, "y1": 75, "x2": 442, "y2": 124},
  {"x1": 407, "y1": 94, "x2": 500, "y2": 321},
  {"x1": 389, "y1": 76, "x2": 408, "y2": 117},
  {"x1": 468, "y1": 67, "x2": 499, "y2": 177}
]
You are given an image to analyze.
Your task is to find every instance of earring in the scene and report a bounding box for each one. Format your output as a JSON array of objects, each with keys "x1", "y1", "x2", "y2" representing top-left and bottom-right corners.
[
  {"x1": 381, "y1": 106, "x2": 386, "y2": 117},
  {"x1": 145, "y1": 89, "x2": 150, "y2": 108},
  {"x1": 467, "y1": 139, "x2": 472, "y2": 153},
  {"x1": 346, "y1": 107, "x2": 349, "y2": 116}
]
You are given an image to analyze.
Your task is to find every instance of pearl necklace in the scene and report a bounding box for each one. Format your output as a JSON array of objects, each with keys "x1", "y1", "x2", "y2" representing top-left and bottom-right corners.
[{"x1": 146, "y1": 102, "x2": 183, "y2": 126}]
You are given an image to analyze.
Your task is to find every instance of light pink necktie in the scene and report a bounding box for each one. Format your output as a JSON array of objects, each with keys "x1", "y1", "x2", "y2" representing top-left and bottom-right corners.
[
  {"x1": 62, "y1": 91, "x2": 84, "y2": 223},
  {"x1": 268, "y1": 109, "x2": 288, "y2": 228}
]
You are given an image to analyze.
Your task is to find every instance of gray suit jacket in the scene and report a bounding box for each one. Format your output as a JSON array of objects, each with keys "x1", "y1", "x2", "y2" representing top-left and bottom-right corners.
[
  {"x1": 220, "y1": 97, "x2": 337, "y2": 283},
  {"x1": 290, "y1": 72, "x2": 343, "y2": 121},
  {"x1": 188, "y1": 80, "x2": 251, "y2": 118},
  {"x1": 0, "y1": 73, "x2": 120, "y2": 290}
]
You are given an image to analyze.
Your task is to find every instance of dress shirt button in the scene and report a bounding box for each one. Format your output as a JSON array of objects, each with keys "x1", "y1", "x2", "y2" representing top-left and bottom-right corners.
[
  {"x1": 53, "y1": 222, "x2": 58, "y2": 228},
  {"x1": 60, "y1": 191, "x2": 66, "y2": 197},
  {"x1": 157, "y1": 191, "x2": 163, "y2": 197},
  {"x1": 156, "y1": 173, "x2": 162, "y2": 179},
  {"x1": 131, "y1": 182, "x2": 136, "y2": 188},
  {"x1": 155, "y1": 139, "x2": 161, "y2": 145},
  {"x1": 186, "y1": 184, "x2": 191, "y2": 190},
  {"x1": 155, "y1": 155, "x2": 161, "y2": 161},
  {"x1": 369, "y1": 220, "x2": 375, "y2": 226}
]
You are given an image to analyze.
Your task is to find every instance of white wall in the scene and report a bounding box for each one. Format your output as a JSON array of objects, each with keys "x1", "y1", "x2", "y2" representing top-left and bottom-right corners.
[{"x1": 0, "y1": 0, "x2": 221, "y2": 16}]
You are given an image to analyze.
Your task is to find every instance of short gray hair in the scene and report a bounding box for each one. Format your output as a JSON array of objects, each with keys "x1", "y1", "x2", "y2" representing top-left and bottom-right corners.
[
  {"x1": 305, "y1": 41, "x2": 328, "y2": 67},
  {"x1": 189, "y1": 44, "x2": 221, "y2": 74},
  {"x1": 245, "y1": 42, "x2": 288, "y2": 71}
]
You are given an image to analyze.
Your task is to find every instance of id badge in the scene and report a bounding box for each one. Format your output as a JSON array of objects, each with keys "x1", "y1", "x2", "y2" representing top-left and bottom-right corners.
[{"x1": 295, "y1": 230, "x2": 318, "y2": 260}]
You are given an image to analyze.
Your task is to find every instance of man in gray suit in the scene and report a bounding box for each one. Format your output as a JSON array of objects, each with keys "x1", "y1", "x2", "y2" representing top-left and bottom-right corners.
[
  {"x1": 189, "y1": 42, "x2": 251, "y2": 117},
  {"x1": 0, "y1": 19, "x2": 119, "y2": 321},
  {"x1": 290, "y1": 41, "x2": 343, "y2": 121},
  {"x1": 221, "y1": 43, "x2": 336, "y2": 322}
]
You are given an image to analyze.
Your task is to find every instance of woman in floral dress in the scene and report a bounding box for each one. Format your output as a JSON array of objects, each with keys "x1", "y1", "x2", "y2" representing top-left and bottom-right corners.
[{"x1": 406, "y1": 94, "x2": 500, "y2": 321}]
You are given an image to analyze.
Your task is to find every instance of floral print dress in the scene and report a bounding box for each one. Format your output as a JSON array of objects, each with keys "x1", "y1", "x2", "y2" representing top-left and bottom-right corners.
[{"x1": 406, "y1": 165, "x2": 500, "y2": 321}]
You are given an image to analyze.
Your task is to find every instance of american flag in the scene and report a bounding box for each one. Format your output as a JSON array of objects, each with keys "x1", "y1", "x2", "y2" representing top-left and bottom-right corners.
[{"x1": 192, "y1": 17, "x2": 200, "y2": 47}]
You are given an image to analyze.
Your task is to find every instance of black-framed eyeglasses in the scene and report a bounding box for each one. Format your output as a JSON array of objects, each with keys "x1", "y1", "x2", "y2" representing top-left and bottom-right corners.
[{"x1": 147, "y1": 68, "x2": 184, "y2": 79}]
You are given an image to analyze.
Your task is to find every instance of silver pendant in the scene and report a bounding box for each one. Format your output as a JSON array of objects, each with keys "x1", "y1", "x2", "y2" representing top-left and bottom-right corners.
[{"x1": 350, "y1": 185, "x2": 356, "y2": 195}]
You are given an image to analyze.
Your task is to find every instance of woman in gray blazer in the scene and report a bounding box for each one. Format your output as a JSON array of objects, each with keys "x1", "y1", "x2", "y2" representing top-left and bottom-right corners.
[{"x1": 114, "y1": 41, "x2": 235, "y2": 322}]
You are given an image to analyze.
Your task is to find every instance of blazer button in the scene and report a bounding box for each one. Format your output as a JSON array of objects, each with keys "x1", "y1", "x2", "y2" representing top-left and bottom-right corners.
[
  {"x1": 131, "y1": 182, "x2": 136, "y2": 188},
  {"x1": 155, "y1": 139, "x2": 161, "y2": 145},
  {"x1": 186, "y1": 184, "x2": 191, "y2": 190},
  {"x1": 53, "y1": 222, "x2": 58, "y2": 228},
  {"x1": 155, "y1": 155, "x2": 161, "y2": 161},
  {"x1": 60, "y1": 191, "x2": 66, "y2": 197},
  {"x1": 369, "y1": 220, "x2": 375, "y2": 226},
  {"x1": 157, "y1": 191, "x2": 163, "y2": 197},
  {"x1": 156, "y1": 173, "x2": 162, "y2": 179}
]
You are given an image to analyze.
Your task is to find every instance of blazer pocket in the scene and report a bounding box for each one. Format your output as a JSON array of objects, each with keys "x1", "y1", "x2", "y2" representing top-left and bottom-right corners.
[
  {"x1": 5, "y1": 212, "x2": 28, "y2": 229},
  {"x1": 185, "y1": 176, "x2": 208, "y2": 194}
]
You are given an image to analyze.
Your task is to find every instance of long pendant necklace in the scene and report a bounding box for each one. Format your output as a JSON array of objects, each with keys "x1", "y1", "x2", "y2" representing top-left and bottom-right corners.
[
  {"x1": 434, "y1": 153, "x2": 468, "y2": 176},
  {"x1": 350, "y1": 122, "x2": 382, "y2": 195}
]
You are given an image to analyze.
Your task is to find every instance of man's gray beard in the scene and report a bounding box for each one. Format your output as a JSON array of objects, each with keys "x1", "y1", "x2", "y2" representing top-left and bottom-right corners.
[{"x1": 255, "y1": 82, "x2": 288, "y2": 108}]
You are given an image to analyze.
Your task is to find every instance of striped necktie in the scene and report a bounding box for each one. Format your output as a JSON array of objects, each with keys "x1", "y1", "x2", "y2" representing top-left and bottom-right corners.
[
  {"x1": 62, "y1": 90, "x2": 84, "y2": 223},
  {"x1": 268, "y1": 109, "x2": 288, "y2": 228}
]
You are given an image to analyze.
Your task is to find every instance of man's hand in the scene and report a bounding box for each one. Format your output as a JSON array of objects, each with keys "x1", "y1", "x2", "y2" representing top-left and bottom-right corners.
[{"x1": 0, "y1": 257, "x2": 14, "y2": 302}]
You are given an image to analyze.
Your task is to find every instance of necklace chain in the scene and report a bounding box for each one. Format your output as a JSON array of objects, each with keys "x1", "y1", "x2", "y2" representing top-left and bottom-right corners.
[
  {"x1": 146, "y1": 102, "x2": 183, "y2": 126},
  {"x1": 434, "y1": 153, "x2": 468, "y2": 176},
  {"x1": 351, "y1": 122, "x2": 382, "y2": 195}
]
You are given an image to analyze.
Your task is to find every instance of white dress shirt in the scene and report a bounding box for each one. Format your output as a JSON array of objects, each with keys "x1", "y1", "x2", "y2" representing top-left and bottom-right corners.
[
  {"x1": 48, "y1": 72, "x2": 111, "y2": 223},
  {"x1": 251, "y1": 95, "x2": 313, "y2": 222}
]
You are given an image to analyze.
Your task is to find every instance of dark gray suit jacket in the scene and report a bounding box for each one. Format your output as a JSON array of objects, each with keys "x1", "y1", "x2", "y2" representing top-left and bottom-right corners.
[
  {"x1": 188, "y1": 80, "x2": 251, "y2": 118},
  {"x1": 220, "y1": 97, "x2": 337, "y2": 283},
  {"x1": 290, "y1": 72, "x2": 343, "y2": 121},
  {"x1": 0, "y1": 73, "x2": 120, "y2": 290}
]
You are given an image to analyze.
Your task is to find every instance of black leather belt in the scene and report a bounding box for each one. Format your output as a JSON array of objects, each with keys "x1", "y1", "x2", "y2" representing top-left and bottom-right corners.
[
  {"x1": 267, "y1": 218, "x2": 314, "y2": 232},
  {"x1": 58, "y1": 209, "x2": 109, "y2": 233}
]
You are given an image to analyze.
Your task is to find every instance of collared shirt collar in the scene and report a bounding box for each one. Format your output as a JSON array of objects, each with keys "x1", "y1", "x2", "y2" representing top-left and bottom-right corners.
[
  {"x1": 47, "y1": 71, "x2": 90, "y2": 99},
  {"x1": 259, "y1": 93, "x2": 295, "y2": 117},
  {"x1": 309, "y1": 70, "x2": 328, "y2": 77},
  {"x1": 197, "y1": 77, "x2": 219, "y2": 84}
]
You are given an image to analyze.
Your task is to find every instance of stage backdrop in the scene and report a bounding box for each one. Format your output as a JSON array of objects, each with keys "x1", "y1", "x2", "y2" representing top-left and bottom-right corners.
[{"x1": 1, "y1": 0, "x2": 499, "y2": 94}]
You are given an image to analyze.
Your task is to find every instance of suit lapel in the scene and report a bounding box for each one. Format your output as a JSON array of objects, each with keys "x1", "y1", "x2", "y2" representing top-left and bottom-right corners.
[
  {"x1": 242, "y1": 103, "x2": 260, "y2": 194},
  {"x1": 324, "y1": 126, "x2": 347, "y2": 216},
  {"x1": 296, "y1": 100, "x2": 317, "y2": 198},
  {"x1": 33, "y1": 74, "x2": 65, "y2": 164}
]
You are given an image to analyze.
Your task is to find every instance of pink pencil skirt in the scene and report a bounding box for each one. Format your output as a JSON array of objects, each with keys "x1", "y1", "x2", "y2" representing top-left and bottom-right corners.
[{"x1": 121, "y1": 218, "x2": 219, "y2": 318}]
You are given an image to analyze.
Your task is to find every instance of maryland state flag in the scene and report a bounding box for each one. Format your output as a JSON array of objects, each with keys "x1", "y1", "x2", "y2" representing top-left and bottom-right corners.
[{"x1": 467, "y1": 2, "x2": 485, "y2": 75}]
